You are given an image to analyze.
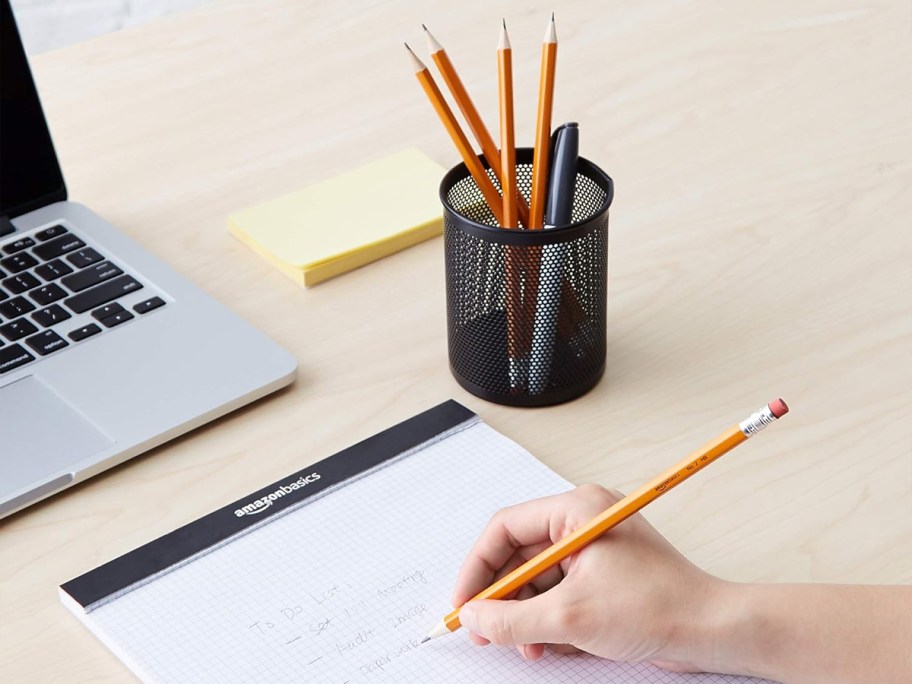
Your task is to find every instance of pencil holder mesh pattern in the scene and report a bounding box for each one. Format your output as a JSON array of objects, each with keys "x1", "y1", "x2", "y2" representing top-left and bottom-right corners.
[{"x1": 441, "y1": 148, "x2": 613, "y2": 407}]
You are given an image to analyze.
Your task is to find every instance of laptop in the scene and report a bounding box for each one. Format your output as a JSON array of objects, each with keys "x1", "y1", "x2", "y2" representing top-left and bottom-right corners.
[{"x1": 0, "y1": 1, "x2": 297, "y2": 518}]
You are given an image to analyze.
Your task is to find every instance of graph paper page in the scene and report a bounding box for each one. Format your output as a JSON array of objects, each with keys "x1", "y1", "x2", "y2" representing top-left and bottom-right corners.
[{"x1": 74, "y1": 420, "x2": 772, "y2": 683}]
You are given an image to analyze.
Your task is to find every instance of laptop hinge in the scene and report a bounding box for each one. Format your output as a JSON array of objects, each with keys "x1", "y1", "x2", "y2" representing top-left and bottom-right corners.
[{"x1": 0, "y1": 215, "x2": 15, "y2": 237}]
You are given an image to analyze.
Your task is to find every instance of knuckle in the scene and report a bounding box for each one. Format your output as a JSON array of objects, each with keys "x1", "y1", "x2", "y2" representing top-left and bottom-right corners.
[
  {"x1": 554, "y1": 601, "x2": 586, "y2": 635},
  {"x1": 576, "y1": 483, "x2": 618, "y2": 506},
  {"x1": 604, "y1": 487, "x2": 625, "y2": 503},
  {"x1": 484, "y1": 508, "x2": 508, "y2": 536},
  {"x1": 575, "y1": 483, "x2": 602, "y2": 496}
]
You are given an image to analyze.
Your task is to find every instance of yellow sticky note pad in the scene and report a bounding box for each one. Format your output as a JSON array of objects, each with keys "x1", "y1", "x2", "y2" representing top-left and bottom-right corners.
[{"x1": 228, "y1": 148, "x2": 445, "y2": 286}]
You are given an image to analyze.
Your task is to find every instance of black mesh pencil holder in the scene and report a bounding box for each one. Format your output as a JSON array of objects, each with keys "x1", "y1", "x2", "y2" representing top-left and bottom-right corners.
[{"x1": 441, "y1": 147, "x2": 613, "y2": 407}]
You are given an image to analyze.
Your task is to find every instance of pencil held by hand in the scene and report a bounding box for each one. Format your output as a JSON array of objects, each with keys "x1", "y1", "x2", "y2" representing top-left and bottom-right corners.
[{"x1": 422, "y1": 399, "x2": 790, "y2": 641}]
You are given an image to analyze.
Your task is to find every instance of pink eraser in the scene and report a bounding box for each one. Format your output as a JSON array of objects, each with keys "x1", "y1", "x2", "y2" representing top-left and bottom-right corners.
[{"x1": 768, "y1": 398, "x2": 789, "y2": 418}]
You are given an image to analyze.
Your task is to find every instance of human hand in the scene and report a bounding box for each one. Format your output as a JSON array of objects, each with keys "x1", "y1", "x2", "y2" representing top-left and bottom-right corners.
[{"x1": 451, "y1": 484, "x2": 722, "y2": 670}]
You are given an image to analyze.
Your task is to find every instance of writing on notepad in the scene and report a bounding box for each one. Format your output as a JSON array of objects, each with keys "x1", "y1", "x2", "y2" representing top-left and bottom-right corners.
[
  {"x1": 243, "y1": 570, "x2": 432, "y2": 675},
  {"x1": 61, "y1": 405, "x2": 776, "y2": 684}
]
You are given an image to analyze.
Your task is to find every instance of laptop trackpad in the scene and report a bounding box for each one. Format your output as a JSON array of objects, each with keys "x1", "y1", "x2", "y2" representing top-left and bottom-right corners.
[{"x1": 0, "y1": 376, "x2": 113, "y2": 496}]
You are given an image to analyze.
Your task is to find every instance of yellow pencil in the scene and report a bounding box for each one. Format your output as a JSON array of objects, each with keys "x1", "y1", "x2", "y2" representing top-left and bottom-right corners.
[
  {"x1": 497, "y1": 20, "x2": 518, "y2": 230},
  {"x1": 405, "y1": 43, "x2": 505, "y2": 226},
  {"x1": 528, "y1": 13, "x2": 557, "y2": 229},
  {"x1": 498, "y1": 21, "x2": 523, "y2": 389},
  {"x1": 422, "y1": 399, "x2": 790, "y2": 641},
  {"x1": 424, "y1": 25, "x2": 530, "y2": 227}
]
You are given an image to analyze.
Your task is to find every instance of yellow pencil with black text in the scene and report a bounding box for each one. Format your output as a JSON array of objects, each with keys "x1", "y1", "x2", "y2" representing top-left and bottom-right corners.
[{"x1": 422, "y1": 399, "x2": 790, "y2": 641}]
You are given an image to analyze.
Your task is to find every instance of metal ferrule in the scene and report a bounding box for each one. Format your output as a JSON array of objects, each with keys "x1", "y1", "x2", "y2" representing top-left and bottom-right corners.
[{"x1": 739, "y1": 405, "x2": 777, "y2": 437}]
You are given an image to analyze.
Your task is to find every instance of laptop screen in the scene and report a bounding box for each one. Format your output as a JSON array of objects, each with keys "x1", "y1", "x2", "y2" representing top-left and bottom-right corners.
[{"x1": 0, "y1": 0, "x2": 67, "y2": 220}]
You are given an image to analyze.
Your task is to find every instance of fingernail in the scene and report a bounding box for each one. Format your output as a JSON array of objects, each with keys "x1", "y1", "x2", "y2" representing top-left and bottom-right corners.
[{"x1": 459, "y1": 603, "x2": 477, "y2": 631}]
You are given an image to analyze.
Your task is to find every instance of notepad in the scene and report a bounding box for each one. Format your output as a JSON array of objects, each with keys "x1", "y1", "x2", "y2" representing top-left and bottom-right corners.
[
  {"x1": 60, "y1": 401, "x2": 775, "y2": 683},
  {"x1": 228, "y1": 148, "x2": 445, "y2": 286}
]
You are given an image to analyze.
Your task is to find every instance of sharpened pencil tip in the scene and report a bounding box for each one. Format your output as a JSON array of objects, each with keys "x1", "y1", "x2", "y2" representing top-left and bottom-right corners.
[
  {"x1": 420, "y1": 636, "x2": 430, "y2": 644},
  {"x1": 503, "y1": 17, "x2": 507, "y2": 29},
  {"x1": 423, "y1": 24, "x2": 443, "y2": 54},
  {"x1": 544, "y1": 13, "x2": 557, "y2": 43},
  {"x1": 404, "y1": 42, "x2": 426, "y2": 72}
]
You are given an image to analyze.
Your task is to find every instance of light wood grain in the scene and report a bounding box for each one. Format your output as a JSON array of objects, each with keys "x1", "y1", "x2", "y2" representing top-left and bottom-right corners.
[{"x1": 2, "y1": 1, "x2": 910, "y2": 681}]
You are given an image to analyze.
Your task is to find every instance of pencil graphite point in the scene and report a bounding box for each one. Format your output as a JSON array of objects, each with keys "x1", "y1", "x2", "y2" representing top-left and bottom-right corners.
[
  {"x1": 545, "y1": 14, "x2": 557, "y2": 43},
  {"x1": 499, "y1": 20, "x2": 511, "y2": 50},
  {"x1": 423, "y1": 24, "x2": 443, "y2": 54},
  {"x1": 422, "y1": 619, "x2": 450, "y2": 642},
  {"x1": 404, "y1": 42, "x2": 426, "y2": 72}
]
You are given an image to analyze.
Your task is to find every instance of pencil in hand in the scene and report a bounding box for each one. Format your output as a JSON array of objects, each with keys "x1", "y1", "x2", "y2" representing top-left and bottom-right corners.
[
  {"x1": 405, "y1": 43, "x2": 505, "y2": 226},
  {"x1": 424, "y1": 25, "x2": 530, "y2": 227},
  {"x1": 421, "y1": 399, "x2": 791, "y2": 641}
]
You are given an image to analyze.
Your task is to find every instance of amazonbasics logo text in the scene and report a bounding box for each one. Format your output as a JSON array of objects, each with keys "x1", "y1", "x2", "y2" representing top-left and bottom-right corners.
[{"x1": 234, "y1": 473, "x2": 321, "y2": 517}]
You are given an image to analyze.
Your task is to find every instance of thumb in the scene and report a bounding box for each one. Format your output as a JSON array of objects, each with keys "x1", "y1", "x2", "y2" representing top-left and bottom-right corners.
[{"x1": 459, "y1": 593, "x2": 570, "y2": 647}]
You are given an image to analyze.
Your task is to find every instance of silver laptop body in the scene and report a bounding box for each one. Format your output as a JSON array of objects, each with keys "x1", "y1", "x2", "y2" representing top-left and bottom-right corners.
[{"x1": 0, "y1": 2, "x2": 296, "y2": 518}]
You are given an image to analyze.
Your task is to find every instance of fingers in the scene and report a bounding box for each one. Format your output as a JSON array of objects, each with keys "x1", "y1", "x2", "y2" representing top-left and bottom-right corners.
[
  {"x1": 513, "y1": 585, "x2": 545, "y2": 660},
  {"x1": 522, "y1": 643, "x2": 546, "y2": 660},
  {"x1": 469, "y1": 583, "x2": 542, "y2": 649},
  {"x1": 452, "y1": 489, "x2": 594, "y2": 606},
  {"x1": 491, "y1": 543, "x2": 565, "y2": 599},
  {"x1": 458, "y1": 589, "x2": 575, "y2": 648}
]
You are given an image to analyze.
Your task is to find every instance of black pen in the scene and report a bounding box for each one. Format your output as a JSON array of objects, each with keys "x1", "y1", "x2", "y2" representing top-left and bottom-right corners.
[{"x1": 529, "y1": 122, "x2": 579, "y2": 394}]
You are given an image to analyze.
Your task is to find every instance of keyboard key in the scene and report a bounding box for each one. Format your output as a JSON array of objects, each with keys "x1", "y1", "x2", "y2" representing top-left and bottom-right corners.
[
  {"x1": 0, "y1": 287, "x2": 7, "y2": 302},
  {"x1": 25, "y1": 329, "x2": 68, "y2": 356},
  {"x1": 1, "y1": 318, "x2": 38, "y2": 341},
  {"x1": 100, "y1": 310, "x2": 134, "y2": 328},
  {"x1": 32, "y1": 304, "x2": 72, "y2": 328},
  {"x1": 34, "y1": 225, "x2": 69, "y2": 241},
  {"x1": 61, "y1": 261, "x2": 123, "y2": 293},
  {"x1": 28, "y1": 283, "x2": 67, "y2": 306},
  {"x1": 133, "y1": 296, "x2": 166, "y2": 315},
  {"x1": 0, "y1": 252, "x2": 39, "y2": 274},
  {"x1": 0, "y1": 267, "x2": 5, "y2": 278},
  {"x1": 91, "y1": 302, "x2": 125, "y2": 320},
  {"x1": 68, "y1": 323, "x2": 102, "y2": 342},
  {"x1": 0, "y1": 344, "x2": 35, "y2": 374},
  {"x1": 2, "y1": 237, "x2": 36, "y2": 254},
  {"x1": 0, "y1": 296, "x2": 36, "y2": 319},
  {"x1": 32, "y1": 234, "x2": 86, "y2": 261},
  {"x1": 65, "y1": 248, "x2": 103, "y2": 269},
  {"x1": 3, "y1": 272, "x2": 41, "y2": 294},
  {"x1": 64, "y1": 275, "x2": 142, "y2": 314},
  {"x1": 35, "y1": 259, "x2": 74, "y2": 281}
]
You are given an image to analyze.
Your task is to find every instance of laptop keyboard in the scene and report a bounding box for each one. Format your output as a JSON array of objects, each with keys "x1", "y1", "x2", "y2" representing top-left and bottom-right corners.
[{"x1": 0, "y1": 224, "x2": 166, "y2": 375}]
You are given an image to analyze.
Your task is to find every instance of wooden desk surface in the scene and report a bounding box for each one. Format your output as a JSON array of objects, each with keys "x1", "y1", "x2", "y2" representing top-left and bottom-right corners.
[{"x1": 2, "y1": 0, "x2": 910, "y2": 680}]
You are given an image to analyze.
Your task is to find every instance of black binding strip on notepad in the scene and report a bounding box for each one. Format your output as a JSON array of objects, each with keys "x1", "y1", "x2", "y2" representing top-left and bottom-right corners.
[{"x1": 61, "y1": 400, "x2": 475, "y2": 610}]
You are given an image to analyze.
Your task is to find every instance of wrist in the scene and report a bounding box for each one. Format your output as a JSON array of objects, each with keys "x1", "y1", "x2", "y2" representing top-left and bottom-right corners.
[{"x1": 675, "y1": 580, "x2": 780, "y2": 679}]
